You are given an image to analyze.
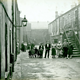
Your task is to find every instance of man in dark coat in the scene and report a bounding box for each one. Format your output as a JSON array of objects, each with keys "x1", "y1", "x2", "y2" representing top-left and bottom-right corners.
[
  {"x1": 39, "y1": 43, "x2": 44, "y2": 58},
  {"x1": 44, "y1": 41, "x2": 51, "y2": 58},
  {"x1": 67, "y1": 42, "x2": 73, "y2": 59},
  {"x1": 62, "y1": 39, "x2": 69, "y2": 58},
  {"x1": 21, "y1": 41, "x2": 25, "y2": 51}
]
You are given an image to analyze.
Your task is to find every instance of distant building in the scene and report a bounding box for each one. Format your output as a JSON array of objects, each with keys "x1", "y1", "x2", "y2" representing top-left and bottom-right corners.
[
  {"x1": 29, "y1": 21, "x2": 50, "y2": 44},
  {"x1": 31, "y1": 29, "x2": 49, "y2": 45}
]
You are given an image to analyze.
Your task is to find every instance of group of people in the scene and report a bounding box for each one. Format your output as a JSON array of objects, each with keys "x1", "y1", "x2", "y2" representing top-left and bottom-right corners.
[
  {"x1": 51, "y1": 39, "x2": 73, "y2": 59},
  {"x1": 28, "y1": 43, "x2": 44, "y2": 58},
  {"x1": 28, "y1": 39, "x2": 73, "y2": 59}
]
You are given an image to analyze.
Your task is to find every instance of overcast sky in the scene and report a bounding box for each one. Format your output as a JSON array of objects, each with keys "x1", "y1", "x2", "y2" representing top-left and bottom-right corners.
[{"x1": 17, "y1": 0, "x2": 78, "y2": 22}]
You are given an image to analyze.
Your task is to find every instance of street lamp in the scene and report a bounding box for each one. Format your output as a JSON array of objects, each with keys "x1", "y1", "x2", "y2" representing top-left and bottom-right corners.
[{"x1": 22, "y1": 15, "x2": 28, "y2": 27}]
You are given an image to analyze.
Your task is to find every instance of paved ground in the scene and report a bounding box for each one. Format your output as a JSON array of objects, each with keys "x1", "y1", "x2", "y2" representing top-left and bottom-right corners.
[{"x1": 12, "y1": 50, "x2": 80, "y2": 80}]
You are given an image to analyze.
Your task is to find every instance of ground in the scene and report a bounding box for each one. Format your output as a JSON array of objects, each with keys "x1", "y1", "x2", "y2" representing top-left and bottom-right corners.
[{"x1": 12, "y1": 50, "x2": 80, "y2": 80}]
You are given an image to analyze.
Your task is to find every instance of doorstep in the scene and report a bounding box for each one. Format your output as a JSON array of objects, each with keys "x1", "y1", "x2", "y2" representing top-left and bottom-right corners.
[{"x1": 5, "y1": 71, "x2": 9, "y2": 80}]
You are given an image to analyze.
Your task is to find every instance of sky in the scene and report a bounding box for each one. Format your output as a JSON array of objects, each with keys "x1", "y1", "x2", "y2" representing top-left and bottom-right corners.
[{"x1": 17, "y1": 0, "x2": 78, "y2": 22}]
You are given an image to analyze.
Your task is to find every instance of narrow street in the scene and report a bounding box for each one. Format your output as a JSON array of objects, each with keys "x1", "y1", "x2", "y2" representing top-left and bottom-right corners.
[{"x1": 12, "y1": 50, "x2": 80, "y2": 80}]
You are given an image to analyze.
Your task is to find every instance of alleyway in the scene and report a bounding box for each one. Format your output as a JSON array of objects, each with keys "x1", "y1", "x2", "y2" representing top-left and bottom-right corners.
[{"x1": 12, "y1": 50, "x2": 80, "y2": 80}]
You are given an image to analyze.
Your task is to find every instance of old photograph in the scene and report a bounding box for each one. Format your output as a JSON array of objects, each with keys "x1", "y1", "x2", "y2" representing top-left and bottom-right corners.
[{"x1": 0, "y1": 0, "x2": 80, "y2": 80}]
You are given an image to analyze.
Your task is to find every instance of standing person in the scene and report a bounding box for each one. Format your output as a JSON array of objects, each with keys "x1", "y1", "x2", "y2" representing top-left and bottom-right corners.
[
  {"x1": 39, "y1": 43, "x2": 44, "y2": 58},
  {"x1": 62, "y1": 39, "x2": 69, "y2": 58},
  {"x1": 56, "y1": 41, "x2": 62, "y2": 58},
  {"x1": 34, "y1": 47, "x2": 39, "y2": 58},
  {"x1": 44, "y1": 41, "x2": 51, "y2": 58},
  {"x1": 31, "y1": 47, "x2": 35, "y2": 58},
  {"x1": 21, "y1": 41, "x2": 25, "y2": 51},
  {"x1": 51, "y1": 45, "x2": 56, "y2": 58},
  {"x1": 67, "y1": 42, "x2": 73, "y2": 59}
]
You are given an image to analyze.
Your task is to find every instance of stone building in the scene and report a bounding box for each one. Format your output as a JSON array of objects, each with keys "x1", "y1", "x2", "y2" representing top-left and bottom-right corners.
[
  {"x1": 31, "y1": 29, "x2": 49, "y2": 45},
  {"x1": 30, "y1": 21, "x2": 50, "y2": 45},
  {"x1": 48, "y1": 4, "x2": 80, "y2": 56},
  {"x1": 0, "y1": 0, "x2": 21, "y2": 80}
]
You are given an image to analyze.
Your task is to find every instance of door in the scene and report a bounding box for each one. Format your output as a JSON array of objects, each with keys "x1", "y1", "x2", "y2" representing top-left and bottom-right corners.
[{"x1": 5, "y1": 23, "x2": 8, "y2": 71}]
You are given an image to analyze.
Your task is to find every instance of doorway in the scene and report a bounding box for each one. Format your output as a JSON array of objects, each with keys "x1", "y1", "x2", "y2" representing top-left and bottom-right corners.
[{"x1": 5, "y1": 23, "x2": 8, "y2": 72}]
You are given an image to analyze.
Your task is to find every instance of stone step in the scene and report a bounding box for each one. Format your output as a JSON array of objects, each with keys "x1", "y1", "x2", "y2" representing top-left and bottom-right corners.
[
  {"x1": 73, "y1": 52, "x2": 80, "y2": 54},
  {"x1": 73, "y1": 47, "x2": 78, "y2": 50},
  {"x1": 73, "y1": 50, "x2": 79, "y2": 52},
  {"x1": 72, "y1": 54, "x2": 80, "y2": 57}
]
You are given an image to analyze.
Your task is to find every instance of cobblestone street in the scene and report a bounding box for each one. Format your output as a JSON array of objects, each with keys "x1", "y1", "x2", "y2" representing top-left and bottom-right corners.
[{"x1": 12, "y1": 50, "x2": 80, "y2": 80}]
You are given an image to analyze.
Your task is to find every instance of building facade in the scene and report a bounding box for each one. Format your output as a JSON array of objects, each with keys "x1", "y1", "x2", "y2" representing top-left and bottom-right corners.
[
  {"x1": 0, "y1": 0, "x2": 21, "y2": 80},
  {"x1": 48, "y1": 4, "x2": 80, "y2": 56},
  {"x1": 31, "y1": 29, "x2": 49, "y2": 45}
]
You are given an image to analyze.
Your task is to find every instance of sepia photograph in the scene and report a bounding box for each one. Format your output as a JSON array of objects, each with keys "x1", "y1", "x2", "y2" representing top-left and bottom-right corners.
[{"x1": 0, "y1": 0, "x2": 80, "y2": 80}]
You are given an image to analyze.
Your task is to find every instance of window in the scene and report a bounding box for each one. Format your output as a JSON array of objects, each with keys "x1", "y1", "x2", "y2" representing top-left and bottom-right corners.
[
  {"x1": 75, "y1": 10, "x2": 78, "y2": 26},
  {"x1": 54, "y1": 39, "x2": 58, "y2": 43}
]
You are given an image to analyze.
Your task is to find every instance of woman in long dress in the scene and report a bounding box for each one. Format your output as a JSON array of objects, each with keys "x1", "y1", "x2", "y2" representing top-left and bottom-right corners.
[{"x1": 51, "y1": 45, "x2": 56, "y2": 58}]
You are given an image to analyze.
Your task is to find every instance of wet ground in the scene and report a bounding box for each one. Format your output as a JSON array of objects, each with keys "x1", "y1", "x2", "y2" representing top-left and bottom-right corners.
[{"x1": 12, "y1": 50, "x2": 80, "y2": 80}]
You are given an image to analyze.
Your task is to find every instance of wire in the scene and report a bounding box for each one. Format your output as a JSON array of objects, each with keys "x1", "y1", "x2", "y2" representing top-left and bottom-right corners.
[{"x1": 0, "y1": 1, "x2": 16, "y2": 27}]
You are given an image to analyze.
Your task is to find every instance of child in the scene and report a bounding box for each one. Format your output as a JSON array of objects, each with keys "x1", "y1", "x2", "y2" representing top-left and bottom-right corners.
[{"x1": 34, "y1": 47, "x2": 39, "y2": 58}]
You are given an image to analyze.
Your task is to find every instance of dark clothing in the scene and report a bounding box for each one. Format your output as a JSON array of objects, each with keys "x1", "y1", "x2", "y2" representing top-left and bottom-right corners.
[
  {"x1": 35, "y1": 48, "x2": 39, "y2": 54},
  {"x1": 63, "y1": 47, "x2": 68, "y2": 57},
  {"x1": 39, "y1": 45, "x2": 44, "y2": 50},
  {"x1": 28, "y1": 50, "x2": 32, "y2": 57},
  {"x1": 45, "y1": 50, "x2": 50, "y2": 58},
  {"x1": 62, "y1": 42, "x2": 69, "y2": 57},
  {"x1": 28, "y1": 48, "x2": 35, "y2": 58},
  {"x1": 45, "y1": 44, "x2": 51, "y2": 50},
  {"x1": 45, "y1": 43, "x2": 51, "y2": 58},
  {"x1": 52, "y1": 48, "x2": 56, "y2": 55},
  {"x1": 39, "y1": 45, "x2": 44, "y2": 58},
  {"x1": 21, "y1": 43, "x2": 25, "y2": 51},
  {"x1": 34, "y1": 48, "x2": 39, "y2": 58},
  {"x1": 27, "y1": 44, "x2": 31, "y2": 49},
  {"x1": 68, "y1": 44, "x2": 73, "y2": 56}
]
